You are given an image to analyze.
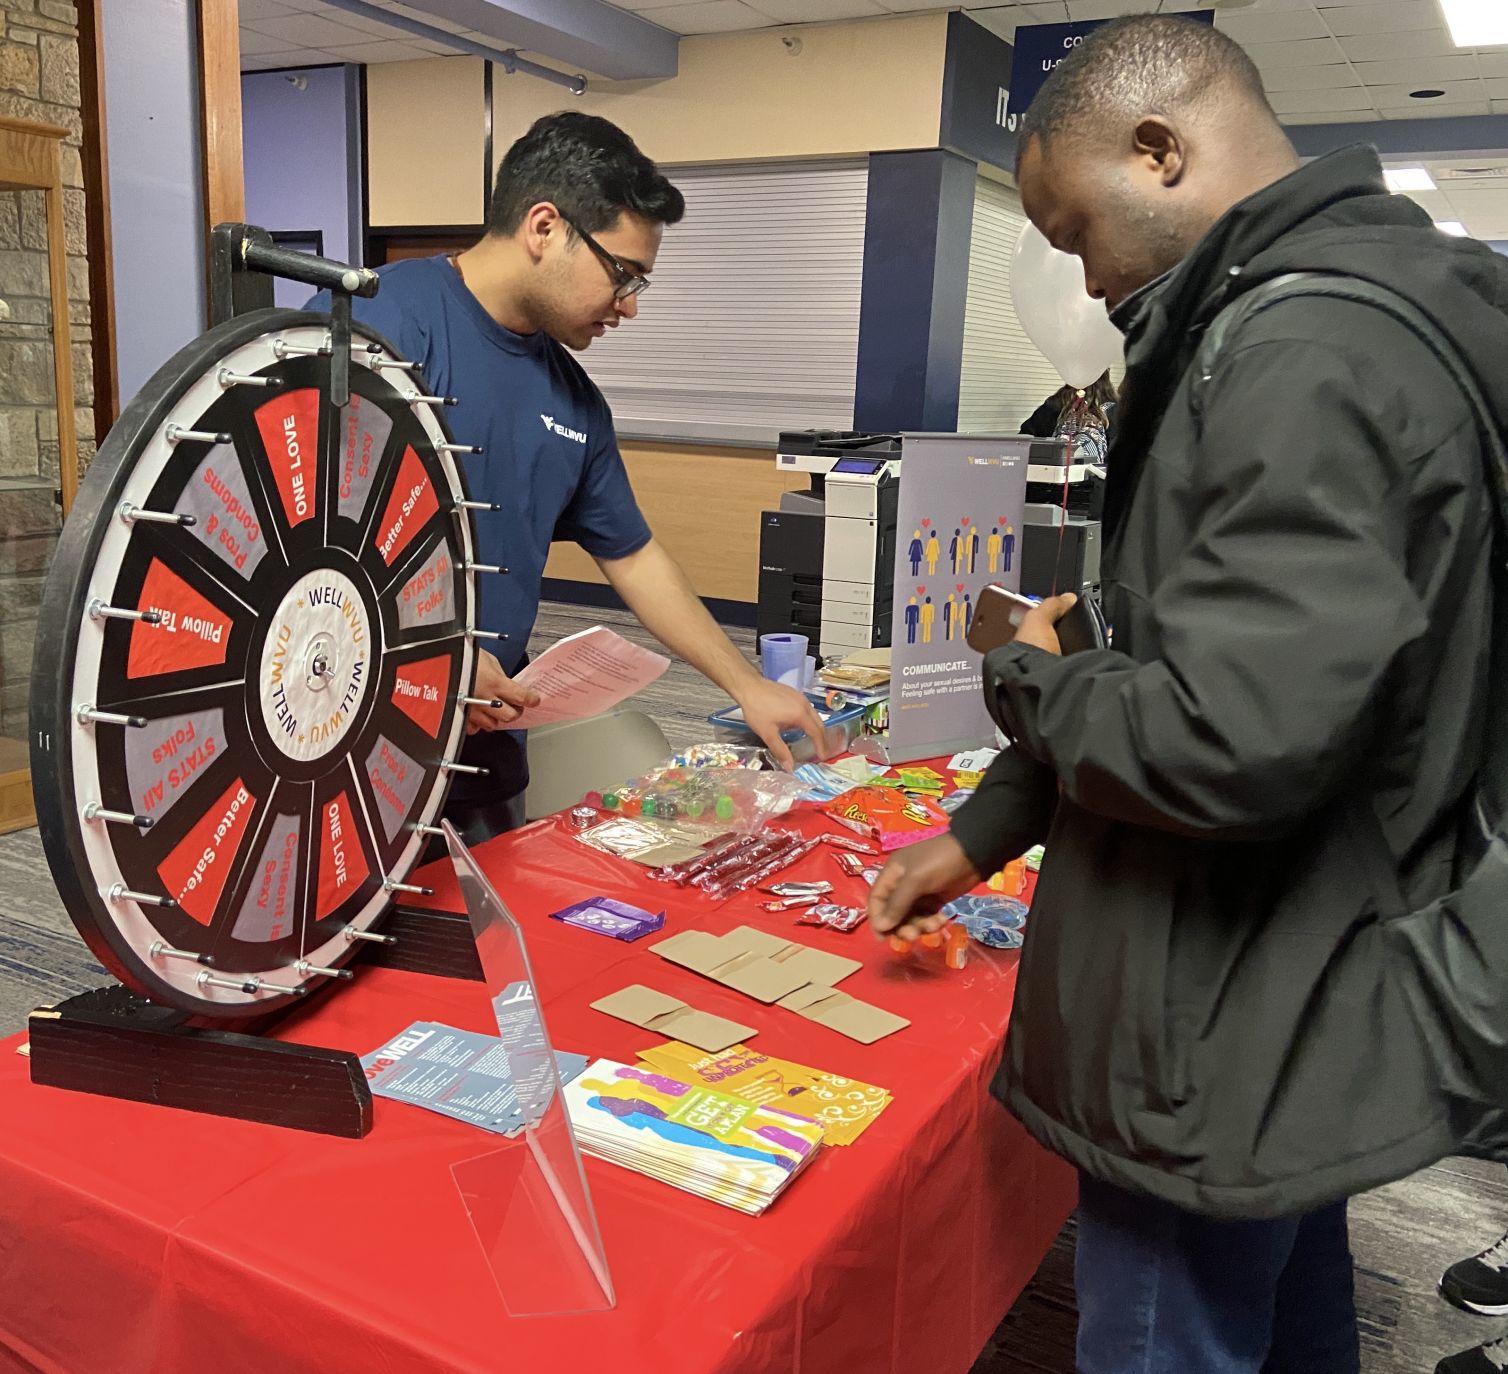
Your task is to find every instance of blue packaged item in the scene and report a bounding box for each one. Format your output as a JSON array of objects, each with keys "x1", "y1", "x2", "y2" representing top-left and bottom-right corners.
[
  {"x1": 793, "y1": 762, "x2": 861, "y2": 803},
  {"x1": 548, "y1": 897, "x2": 665, "y2": 942},
  {"x1": 943, "y1": 893, "x2": 1029, "y2": 950}
]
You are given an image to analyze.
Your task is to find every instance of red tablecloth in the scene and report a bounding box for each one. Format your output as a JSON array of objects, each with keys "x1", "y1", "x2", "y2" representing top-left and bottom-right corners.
[{"x1": 0, "y1": 807, "x2": 1072, "y2": 1374}]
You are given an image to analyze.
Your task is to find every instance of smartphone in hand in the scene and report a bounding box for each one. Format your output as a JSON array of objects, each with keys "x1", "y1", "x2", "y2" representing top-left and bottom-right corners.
[
  {"x1": 966, "y1": 584, "x2": 1038, "y2": 655},
  {"x1": 967, "y1": 583, "x2": 1109, "y2": 656}
]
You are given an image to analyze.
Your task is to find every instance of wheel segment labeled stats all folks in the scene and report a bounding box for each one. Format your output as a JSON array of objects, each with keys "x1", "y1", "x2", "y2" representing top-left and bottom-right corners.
[{"x1": 31, "y1": 312, "x2": 490, "y2": 1018}]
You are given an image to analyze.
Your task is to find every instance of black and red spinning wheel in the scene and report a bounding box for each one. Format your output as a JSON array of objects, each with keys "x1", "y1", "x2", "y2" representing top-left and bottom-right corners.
[{"x1": 31, "y1": 310, "x2": 481, "y2": 1018}]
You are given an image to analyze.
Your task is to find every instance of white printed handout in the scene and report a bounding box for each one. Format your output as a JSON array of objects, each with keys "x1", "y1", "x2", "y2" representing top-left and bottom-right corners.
[{"x1": 504, "y1": 626, "x2": 670, "y2": 730}]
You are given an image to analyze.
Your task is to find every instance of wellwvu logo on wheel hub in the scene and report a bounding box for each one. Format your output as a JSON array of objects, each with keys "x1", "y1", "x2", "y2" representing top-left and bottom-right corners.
[{"x1": 258, "y1": 569, "x2": 371, "y2": 765}]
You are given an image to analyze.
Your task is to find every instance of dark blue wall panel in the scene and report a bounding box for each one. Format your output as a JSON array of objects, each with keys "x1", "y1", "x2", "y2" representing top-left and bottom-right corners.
[{"x1": 854, "y1": 150, "x2": 978, "y2": 432}]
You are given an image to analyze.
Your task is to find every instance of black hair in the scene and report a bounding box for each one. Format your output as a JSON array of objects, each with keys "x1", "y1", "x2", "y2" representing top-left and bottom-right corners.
[
  {"x1": 1017, "y1": 14, "x2": 1274, "y2": 172},
  {"x1": 488, "y1": 111, "x2": 685, "y2": 237}
]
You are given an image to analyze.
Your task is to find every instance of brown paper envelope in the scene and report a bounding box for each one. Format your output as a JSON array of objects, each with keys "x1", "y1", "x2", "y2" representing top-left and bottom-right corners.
[
  {"x1": 716, "y1": 927, "x2": 791, "y2": 959},
  {"x1": 715, "y1": 956, "x2": 815, "y2": 1004},
  {"x1": 778, "y1": 985, "x2": 909, "y2": 1044},
  {"x1": 717, "y1": 928, "x2": 862, "y2": 988},
  {"x1": 590, "y1": 985, "x2": 756, "y2": 1054},
  {"x1": 649, "y1": 930, "x2": 731, "y2": 976}
]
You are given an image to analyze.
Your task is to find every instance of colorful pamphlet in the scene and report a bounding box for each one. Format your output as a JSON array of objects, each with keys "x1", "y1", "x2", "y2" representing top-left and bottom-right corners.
[
  {"x1": 564, "y1": 1058, "x2": 824, "y2": 1215},
  {"x1": 361, "y1": 1019, "x2": 588, "y2": 1136},
  {"x1": 635, "y1": 1040, "x2": 892, "y2": 1147}
]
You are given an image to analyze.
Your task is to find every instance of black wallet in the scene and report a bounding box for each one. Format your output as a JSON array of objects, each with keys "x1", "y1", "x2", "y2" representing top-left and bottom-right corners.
[{"x1": 1053, "y1": 595, "x2": 1109, "y2": 655}]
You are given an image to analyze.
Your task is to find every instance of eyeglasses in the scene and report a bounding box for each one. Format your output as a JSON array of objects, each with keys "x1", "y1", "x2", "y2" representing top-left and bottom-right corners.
[{"x1": 559, "y1": 212, "x2": 651, "y2": 301}]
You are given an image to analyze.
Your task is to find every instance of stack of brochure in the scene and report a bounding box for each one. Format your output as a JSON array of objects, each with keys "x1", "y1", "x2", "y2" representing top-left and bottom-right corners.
[
  {"x1": 635, "y1": 1040, "x2": 891, "y2": 1147},
  {"x1": 564, "y1": 1058, "x2": 824, "y2": 1214}
]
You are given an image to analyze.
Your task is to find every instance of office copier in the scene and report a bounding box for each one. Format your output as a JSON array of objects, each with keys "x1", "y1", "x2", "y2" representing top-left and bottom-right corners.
[{"x1": 758, "y1": 430, "x2": 1102, "y2": 660}]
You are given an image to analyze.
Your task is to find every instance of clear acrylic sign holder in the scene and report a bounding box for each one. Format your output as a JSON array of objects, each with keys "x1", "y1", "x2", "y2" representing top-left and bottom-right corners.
[{"x1": 444, "y1": 822, "x2": 616, "y2": 1316}]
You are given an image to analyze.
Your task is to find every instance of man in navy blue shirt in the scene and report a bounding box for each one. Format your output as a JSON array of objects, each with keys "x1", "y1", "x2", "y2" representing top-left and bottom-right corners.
[{"x1": 316, "y1": 112, "x2": 824, "y2": 843}]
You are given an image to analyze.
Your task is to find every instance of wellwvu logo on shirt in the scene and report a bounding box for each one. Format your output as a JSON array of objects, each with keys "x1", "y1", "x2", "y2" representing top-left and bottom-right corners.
[{"x1": 540, "y1": 413, "x2": 587, "y2": 445}]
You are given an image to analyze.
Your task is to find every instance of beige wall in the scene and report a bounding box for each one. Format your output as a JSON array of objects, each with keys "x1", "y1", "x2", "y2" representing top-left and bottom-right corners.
[
  {"x1": 544, "y1": 441, "x2": 807, "y2": 603},
  {"x1": 364, "y1": 16, "x2": 949, "y2": 227},
  {"x1": 366, "y1": 56, "x2": 486, "y2": 226},
  {"x1": 492, "y1": 14, "x2": 948, "y2": 168}
]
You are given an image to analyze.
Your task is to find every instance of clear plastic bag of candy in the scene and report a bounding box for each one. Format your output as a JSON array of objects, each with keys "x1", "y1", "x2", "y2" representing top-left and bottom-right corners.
[
  {"x1": 667, "y1": 742, "x2": 768, "y2": 771},
  {"x1": 600, "y1": 767, "x2": 805, "y2": 834}
]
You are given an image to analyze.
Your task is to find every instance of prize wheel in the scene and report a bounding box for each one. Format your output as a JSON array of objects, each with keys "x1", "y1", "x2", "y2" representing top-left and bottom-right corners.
[{"x1": 31, "y1": 309, "x2": 481, "y2": 1019}]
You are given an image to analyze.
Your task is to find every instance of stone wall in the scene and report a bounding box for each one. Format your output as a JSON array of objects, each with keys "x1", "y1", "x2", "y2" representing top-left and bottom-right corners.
[{"x1": 0, "y1": 0, "x2": 93, "y2": 740}]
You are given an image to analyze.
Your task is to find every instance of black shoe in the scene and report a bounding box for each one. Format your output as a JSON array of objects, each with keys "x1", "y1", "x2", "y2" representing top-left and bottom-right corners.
[
  {"x1": 1444, "y1": 1234, "x2": 1508, "y2": 1316},
  {"x1": 1436, "y1": 1334, "x2": 1508, "y2": 1373}
]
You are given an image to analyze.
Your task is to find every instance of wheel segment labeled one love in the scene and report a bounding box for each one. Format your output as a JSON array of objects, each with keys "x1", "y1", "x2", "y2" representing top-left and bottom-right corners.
[{"x1": 31, "y1": 309, "x2": 483, "y2": 1018}]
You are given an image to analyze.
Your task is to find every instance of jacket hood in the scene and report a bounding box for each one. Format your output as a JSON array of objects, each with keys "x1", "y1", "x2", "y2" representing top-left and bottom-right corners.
[{"x1": 1105, "y1": 145, "x2": 1508, "y2": 526}]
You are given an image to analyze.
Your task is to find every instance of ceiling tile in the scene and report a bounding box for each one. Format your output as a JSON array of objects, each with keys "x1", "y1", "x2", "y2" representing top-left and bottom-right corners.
[
  {"x1": 324, "y1": 38, "x2": 438, "y2": 61},
  {"x1": 1261, "y1": 63, "x2": 1362, "y2": 92},
  {"x1": 1278, "y1": 108, "x2": 1378, "y2": 124},
  {"x1": 746, "y1": 0, "x2": 886, "y2": 20},
  {"x1": 1215, "y1": 8, "x2": 1331, "y2": 43},
  {"x1": 1323, "y1": 3, "x2": 1454, "y2": 37},
  {"x1": 1064, "y1": 0, "x2": 1161, "y2": 19},
  {"x1": 1268, "y1": 84, "x2": 1376, "y2": 113},
  {"x1": 239, "y1": 0, "x2": 297, "y2": 20},
  {"x1": 1495, "y1": 98, "x2": 1508, "y2": 114},
  {"x1": 242, "y1": 48, "x2": 339, "y2": 67},
  {"x1": 384, "y1": 0, "x2": 477, "y2": 28},
  {"x1": 240, "y1": 26, "x2": 308, "y2": 53},
  {"x1": 1015, "y1": 3, "x2": 1072, "y2": 22},
  {"x1": 1336, "y1": 27, "x2": 1455, "y2": 60},
  {"x1": 1370, "y1": 78, "x2": 1485, "y2": 108},
  {"x1": 964, "y1": 8, "x2": 1022, "y2": 41},
  {"x1": 1244, "y1": 36, "x2": 1349, "y2": 67},
  {"x1": 1488, "y1": 76, "x2": 1508, "y2": 99},
  {"x1": 635, "y1": 1, "x2": 774, "y2": 33},
  {"x1": 249, "y1": 12, "x2": 374, "y2": 46},
  {"x1": 1437, "y1": 188, "x2": 1508, "y2": 218},
  {"x1": 1378, "y1": 99, "x2": 1491, "y2": 118},
  {"x1": 316, "y1": 9, "x2": 415, "y2": 38},
  {"x1": 1351, "y1": 53, "x2": 1482, "y2": 85}
]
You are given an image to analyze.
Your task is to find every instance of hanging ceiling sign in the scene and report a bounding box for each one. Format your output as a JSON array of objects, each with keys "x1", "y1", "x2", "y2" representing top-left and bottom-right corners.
[{"x1": 1008, "y1": 11, "x2": 1215, "y2": 116}]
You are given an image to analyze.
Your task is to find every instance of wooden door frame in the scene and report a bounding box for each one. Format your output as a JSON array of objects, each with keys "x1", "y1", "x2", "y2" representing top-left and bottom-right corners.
[
  {"x1": 196, "y1": 0, "x2": 246, "y2": 238},
  {"x1": 76, "y1": 0, "x2": 120, "y2": 443},
  {"x1": 0, "y1": 114, "x2": 78, "y2": 834}
]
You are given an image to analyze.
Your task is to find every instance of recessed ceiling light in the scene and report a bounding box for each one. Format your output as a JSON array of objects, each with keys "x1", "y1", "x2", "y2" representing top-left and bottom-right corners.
[
  {"x1": 1436, "y1": 220, "x2": 1470, "y2": 236},
  {"x1": 1439, "y1": 0, "x2": 1508, "y2": 47},
  {"x1": 1410, "y1": 88, "x2": 1447, "y2": 99},
  {"x1": 1385, "y1": 167, "x2": 1437, "y2": 192}
]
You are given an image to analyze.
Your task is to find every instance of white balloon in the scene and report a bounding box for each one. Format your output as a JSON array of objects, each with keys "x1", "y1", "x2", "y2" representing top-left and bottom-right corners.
[{"x1": 1009, "y1": 221, "x2": 1125, "y2": 389}]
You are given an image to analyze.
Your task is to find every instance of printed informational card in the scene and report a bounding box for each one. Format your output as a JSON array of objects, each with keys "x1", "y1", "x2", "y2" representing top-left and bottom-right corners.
[
  {"x1": 636, "y1": 1039, "x2": 892, "y2": 1146},
  {"x1": 948, "y1": 747, "x2": 1000, "y2": 773},
  {"x1": 361, "y1": 1018, "x2": 588, "y2": 1136},
  {"x1": 504, "y1": 626, "x2": 670, "y2": 729}
]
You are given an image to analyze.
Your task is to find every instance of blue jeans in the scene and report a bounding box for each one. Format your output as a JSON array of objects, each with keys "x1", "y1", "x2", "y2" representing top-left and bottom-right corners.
[{"x1": 1075, "y1": 1173, "x2": 1361, "y2": 1374}]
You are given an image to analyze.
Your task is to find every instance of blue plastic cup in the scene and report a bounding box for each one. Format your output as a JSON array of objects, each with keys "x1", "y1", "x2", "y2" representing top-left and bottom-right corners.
[{"x1": 760, "y1": 633, "x2": 808, "y2": 687}]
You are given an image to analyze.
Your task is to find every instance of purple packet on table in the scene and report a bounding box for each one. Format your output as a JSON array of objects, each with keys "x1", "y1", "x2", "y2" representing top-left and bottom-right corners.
[{"x1": 548, "y1": 896, "x2": 666, "y2": 942}]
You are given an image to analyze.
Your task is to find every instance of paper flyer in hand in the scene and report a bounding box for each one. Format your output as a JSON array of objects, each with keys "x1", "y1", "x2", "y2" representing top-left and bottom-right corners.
[
  {"x1": 504, "y1": 626, "x2": 670, "y2": 730},
  {"x1": 564, "y1": 1058, "x2": 824, "y2": 1214}
]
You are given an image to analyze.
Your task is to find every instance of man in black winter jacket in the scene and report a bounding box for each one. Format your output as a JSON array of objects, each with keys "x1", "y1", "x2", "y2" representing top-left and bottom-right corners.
[{"x1": 868, "y1": 15, "x2": 1504, "y2": 1373}]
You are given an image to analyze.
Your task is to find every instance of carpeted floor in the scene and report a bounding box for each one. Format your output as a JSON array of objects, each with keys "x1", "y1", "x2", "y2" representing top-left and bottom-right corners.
[{"x1": 0, "y1": 598, "x2": 1501, "y2": 1373}]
